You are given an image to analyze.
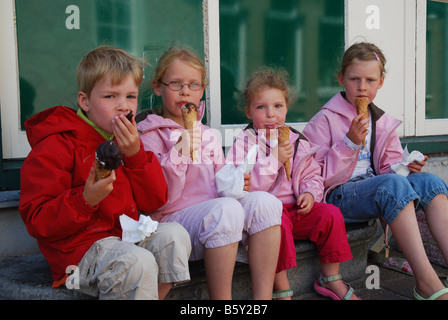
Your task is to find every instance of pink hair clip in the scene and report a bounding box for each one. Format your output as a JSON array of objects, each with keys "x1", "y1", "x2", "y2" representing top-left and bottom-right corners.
[{"x1": 373, "y1": 51, "x2": 380, "y2": 61}]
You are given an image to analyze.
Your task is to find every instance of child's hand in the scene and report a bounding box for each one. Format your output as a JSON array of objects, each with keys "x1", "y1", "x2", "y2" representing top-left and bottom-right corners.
[
  {"x1": 347, "y1": 114, "x2": 369, "y2": 146},
  {"x1": 408, "y1": 155, "x2": 428, "y2": 173},
  {"x1": 175, "y1": 126, "x2": 201, "y2": 157},
  {"x1": 113, "y1": 114, "x2": 141, "y2": 157},
  {"x1": 83, "y1": 167, "x2": 116, "y2": 207},
  {"x1": 296, "y1": 192, "x2": 314, "y2": 215},
  {"x1": 274, "y1": 141, "x2": 293, "y2": 164},
  {"x1": 243, "y1": 173, "x2": 251, "y2": 192}
]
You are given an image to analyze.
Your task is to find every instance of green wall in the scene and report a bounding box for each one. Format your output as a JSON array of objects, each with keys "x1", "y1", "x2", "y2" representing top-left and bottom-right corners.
[{"x1": 219, "y1": 0, "x2": 345, "y2": 124}]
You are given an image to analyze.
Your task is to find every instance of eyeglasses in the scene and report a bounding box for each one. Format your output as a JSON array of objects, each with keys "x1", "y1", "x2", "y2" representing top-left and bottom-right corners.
[{"x1": 158, "y1": 80, "x2": 204, "y2": 91}]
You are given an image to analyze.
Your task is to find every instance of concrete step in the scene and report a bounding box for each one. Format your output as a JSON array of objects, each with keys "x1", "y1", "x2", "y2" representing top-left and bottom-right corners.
[{"x1": 0, "y1": 221, "x2": 377, "y2": 300}]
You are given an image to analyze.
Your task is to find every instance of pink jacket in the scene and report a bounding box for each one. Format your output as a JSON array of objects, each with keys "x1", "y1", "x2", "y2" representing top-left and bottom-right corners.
[
  {"x1": 227, "y1": 125, "x2": 324, "y2": 204},
  {"x1": 303, "y1": 92, "x2": 403, "y2": 198},
  {"x1": 137, "y1": 102, "x2": 225, "y2": 221}
]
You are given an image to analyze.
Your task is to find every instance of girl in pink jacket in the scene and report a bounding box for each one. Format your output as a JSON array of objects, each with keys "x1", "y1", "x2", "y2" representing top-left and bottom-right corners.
[
  {"x1": 227, "y1": 68, "x2": 357, "y2": 300},
  {"x1": 137, "y1": 48, "x2": 281, "y2": 300},
  {"x1": 304, "y1": 42, "x2": 448, "y2": 300}
]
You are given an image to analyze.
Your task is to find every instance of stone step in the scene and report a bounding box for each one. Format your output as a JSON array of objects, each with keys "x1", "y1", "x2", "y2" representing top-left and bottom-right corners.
[{"x1": 0, "y1": 221, "x2": 376, "y2": 300}]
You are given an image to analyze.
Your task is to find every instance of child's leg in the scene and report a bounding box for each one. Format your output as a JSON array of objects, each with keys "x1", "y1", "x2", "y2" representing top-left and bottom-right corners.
[
  {"x1": 272, "y1": 204, "x2": 299, "y2": 299},
  {"x1": 425, "y1": 194, "x2": 448, "y2": 265},
  {"x1": 204, "y1": 243, "x2": 238, "y2": 300},
  {"x1": 329, "y1": 173, "x2": 448, "y2": 299},
  {"x1": 273, "y1": 270, "x2": 292, "y2": 300},
  {"x1": 77, "y1": 237, "x2": 159, "y2": 300},
  {"x1": 292, "y1": 203, "x2": 356, "y2": 299},
  {"x1": 164, "y1": 198, "x2": 245, "y2": 299},
  {"x1": 138, "y1": 222, "x2": 191, "y2": 299},
  {"x1": 403, "y1": 172, "x2": 448, "y2": 298},
  {"x1": 239, "y1": 191, "x2": 282, "y2": 299},
  {"x1": 248, "y1": 225, "x2": 281, "y2": 300},
  {"x1": 390, "y1": 202, "x2": 448, "y2": 299},
  {"x1": 292, "y1": 203, "x2": 352, "y2": 264},
  {"x1": 158, "y1": 283, "x2": 173, "y2": 300},
  {"x1": 320, "y1": 262, "x2": 358, "y2": 300}
]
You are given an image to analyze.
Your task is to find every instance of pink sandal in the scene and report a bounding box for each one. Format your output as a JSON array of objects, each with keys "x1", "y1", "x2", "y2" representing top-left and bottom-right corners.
[{"x1": 314, "y1": 274, "x2": 357, "y2": 300}]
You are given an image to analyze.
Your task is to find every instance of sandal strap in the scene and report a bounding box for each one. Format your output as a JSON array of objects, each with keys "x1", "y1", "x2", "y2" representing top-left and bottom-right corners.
[
  {"x1": 272, "y1": 289, "x2": 294, "y2": 299},
  {"x1": 319, "y1": 274, "x2": 342, "y2": 285},
  {"x1": 319, "y1": 274, "x2": 354, "y2": 300},
  {"x1": 343, "y1": 286, "x2": 355, "y2": 300},
  {"x1": 414, "y1": 287, "x2": 448, "y2": 300}
]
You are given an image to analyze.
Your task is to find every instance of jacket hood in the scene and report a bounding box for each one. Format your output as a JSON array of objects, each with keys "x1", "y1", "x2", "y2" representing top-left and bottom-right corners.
[
  {"x1": 24, "y1": 106, "x2": 87, "y2": 148},
  {"x1": 137, "y1": 100, "x2": 206, "y2": 133},
  {"x1": 322, "y1": 92, "x2": 358, "y2": 119},
  {"x1": 323, "y1": 92, "x2": 392, "y2": 125}
]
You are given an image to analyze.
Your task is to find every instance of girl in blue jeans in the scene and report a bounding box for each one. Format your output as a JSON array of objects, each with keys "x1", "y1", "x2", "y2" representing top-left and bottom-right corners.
[{"x1": 304, "y1": 42, "x2": 448, "y2": 300}]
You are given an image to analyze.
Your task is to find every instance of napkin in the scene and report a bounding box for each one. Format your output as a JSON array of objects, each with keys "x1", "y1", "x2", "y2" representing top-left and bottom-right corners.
[
  {"x1": 120, "y1": 214, "x2": 158, "y2": 243},
  {"x1": 216, "y1": 145, "x2": 258, "y2": 199},
  {"x1": 391, "y1": 146, "x2": 425, "y2": 177}
]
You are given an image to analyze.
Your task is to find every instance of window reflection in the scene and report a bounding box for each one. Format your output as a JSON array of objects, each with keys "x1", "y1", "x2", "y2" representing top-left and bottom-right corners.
[
  {"x1": 426, "y1": 0, "x2": 448, "y2": 119},
  {"x1": 220, "y1": 0, "x2": 345, "y2": 124},
  {"x1": 15, "y1": 0, "x2": 203, "y2": 128}
]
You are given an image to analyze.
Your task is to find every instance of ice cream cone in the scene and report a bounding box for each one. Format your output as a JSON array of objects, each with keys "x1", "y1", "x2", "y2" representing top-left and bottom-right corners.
[
  {"x1": 94, "y1": 158, "x2": 111, "y2": 181},
  {"x1": 355, "y1": 97, "x2": 369, "y2": 148},
  {"x1": 181, "y1": 103, "x2": 198, "y2": 161},
  {"x1": 94, "y1": 141, "x2": 122, "y2": 181},
  {"x1": 277, "y1": 124, "x2": 291, "y2": 181}
]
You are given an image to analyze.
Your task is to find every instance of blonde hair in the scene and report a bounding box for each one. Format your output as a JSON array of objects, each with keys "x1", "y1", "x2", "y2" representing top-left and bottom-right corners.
[
  {"x1": 152, "y1": 47, "x2": 208, "y2": 86},
  {"x1": 242, "y1": 67, "x2": 296, "y2": 113},
  {"x1": 340, "y1": 42, "x2": 386, "y2": 76},
  {"x1": 77, "y1": 46, "x2": 147, "y2": 97}
]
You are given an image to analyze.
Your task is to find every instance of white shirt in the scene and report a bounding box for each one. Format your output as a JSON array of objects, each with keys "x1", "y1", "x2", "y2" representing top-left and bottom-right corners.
[{"x1": 345, "y1": 114, "x2": 373, "y2": 179}]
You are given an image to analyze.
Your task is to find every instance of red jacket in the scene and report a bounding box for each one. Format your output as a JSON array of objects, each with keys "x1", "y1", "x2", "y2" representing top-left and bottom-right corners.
[{"x1": 19, "y1": 106, "x2": 168, "y2": 282}]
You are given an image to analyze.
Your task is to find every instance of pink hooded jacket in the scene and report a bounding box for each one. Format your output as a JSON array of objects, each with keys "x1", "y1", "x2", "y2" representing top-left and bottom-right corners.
[
  {"x1": 303, "y1": 92, "x2": 403, "y2": 199},
  {"x1": 227, "y1": 124, "x2": 324, "y2": 204},
  {"x1": 137, "y1": 101, "x2": 225, "y2": 221}
]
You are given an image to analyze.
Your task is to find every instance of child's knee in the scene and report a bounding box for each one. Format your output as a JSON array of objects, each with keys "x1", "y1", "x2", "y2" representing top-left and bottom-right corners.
[
  {"x1": 243, "y1": 191, "x2": 282, "y2": 210},
  {"x1": 99, "y1": 250, "x2": 158, "y2": 299},
  {"x1": 199, "y1": 198, "x2": 245, "y2": 244},
  {"x1": 314, "y1": 203, "x2": 345, "y2": 224},
  {"x1": 159, "y1": 222, "x2": 191, "y2": 244},
  {"x1": 211, "y1": 198, "x2": 246, "y2": 226},
  {"x1": 240, "y1": 191, "x2": 282, "y2": 235}
]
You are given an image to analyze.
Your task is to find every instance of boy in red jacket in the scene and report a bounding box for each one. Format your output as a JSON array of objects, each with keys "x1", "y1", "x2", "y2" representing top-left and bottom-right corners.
[{"x1": 19, "y1": 46, "x2": 191, "y2": 300}]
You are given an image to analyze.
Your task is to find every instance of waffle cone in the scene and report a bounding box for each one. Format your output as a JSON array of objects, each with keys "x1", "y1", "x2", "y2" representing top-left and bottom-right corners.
[
  {"x1": 94, "y1": 158, "x2": 111, "y2": 181},
  {"x1": 181, "y1": 103, "x2": 198, "y2": 161},
  {"x1": 355, "y1": 97, "x2": 369, "y2": 148},
  {"x1": 277, "y1": 124, "x2": 291, "y2": 181}
]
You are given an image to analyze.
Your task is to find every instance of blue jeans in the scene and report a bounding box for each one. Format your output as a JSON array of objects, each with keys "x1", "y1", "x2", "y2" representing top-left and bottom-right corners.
[{"x1": 326, "y1": 172, "x2": 448, "y2": 224}]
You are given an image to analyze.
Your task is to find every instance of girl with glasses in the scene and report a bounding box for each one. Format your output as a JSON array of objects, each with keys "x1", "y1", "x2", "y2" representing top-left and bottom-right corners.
[{"x1": 137, "y1": 47, "x2": 282, "y2": 300}]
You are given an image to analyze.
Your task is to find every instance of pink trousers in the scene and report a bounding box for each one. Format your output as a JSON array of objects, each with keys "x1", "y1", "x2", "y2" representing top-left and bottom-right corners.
[{"x1": 277, "y1": 202, "x2": 353, "y2": 273}]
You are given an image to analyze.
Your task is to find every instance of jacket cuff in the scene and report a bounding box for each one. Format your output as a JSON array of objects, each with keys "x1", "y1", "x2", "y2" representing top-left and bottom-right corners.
[
  {"x1": 336, "y1": 138, "x2": 359, "y2": 157},
  {"x1": 122, "y1": 141, "x2": 147, "y2": 169},
  {"x1": 71, "y1": 189, "x2": 97, "y2": 217},
  {"x1": 344, "y1": 134, "x2": 362, "y2": 151}
]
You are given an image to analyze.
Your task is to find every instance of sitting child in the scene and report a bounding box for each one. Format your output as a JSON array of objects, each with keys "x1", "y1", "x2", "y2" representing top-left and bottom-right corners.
[{"x1": 19, "y1": 46, "x2": 191, "y2": 300}]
